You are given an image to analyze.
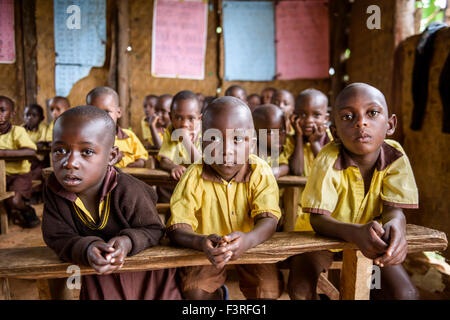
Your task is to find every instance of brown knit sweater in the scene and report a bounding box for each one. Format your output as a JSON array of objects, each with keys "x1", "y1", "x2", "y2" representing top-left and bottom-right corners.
[{"x1": 42, "y1": 166, "x2": 164, "y2": 266}]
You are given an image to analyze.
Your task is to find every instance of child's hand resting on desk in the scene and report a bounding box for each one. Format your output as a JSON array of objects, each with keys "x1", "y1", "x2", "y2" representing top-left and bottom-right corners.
[
  {"x1": 201, "y1": 234, "x2": 232, "y2": 269},
  {"x1": 352, "y1": 221, "x2": 388, "y2": 260},
  {"x1": 374, "y1": 220, "x2": 408, "y2": 267},
  {"x1": 222, "y1": 231, "x2": 252, "y2": 261},
  {"x1": 290, "y1": 116, "x2": 303, "y2": 137},
  {"x1": 87, "y1": 236, "x2": 132, "y2": 275}
]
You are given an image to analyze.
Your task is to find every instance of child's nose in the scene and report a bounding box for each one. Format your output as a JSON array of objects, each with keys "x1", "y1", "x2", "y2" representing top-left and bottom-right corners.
[{"x1": 63, "y1": 152, "x2": 80, "y2": 169}]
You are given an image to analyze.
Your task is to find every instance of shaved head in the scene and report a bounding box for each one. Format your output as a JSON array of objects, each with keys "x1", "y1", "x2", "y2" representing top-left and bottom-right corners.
[
  {"x1": 86, "y1": 86, "x2": 119, "y2": 107},
  {"x1": 253, "y1": 104, "x2": 285, "y2": 130},
  {"x1": 202, "y1": 96, "x2": 253, "y2": 132}
]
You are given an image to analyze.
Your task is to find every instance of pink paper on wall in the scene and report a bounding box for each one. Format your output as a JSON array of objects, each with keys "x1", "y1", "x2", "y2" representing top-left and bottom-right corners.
[
  {"x1": 0, "y1": 0, "x2": 15, "y2": 64},
  {"x1": 275, "y1": 0, "x2": 329, "y2": 80},
  {"x1": 151, "y1": 0, "x2": 208, "y2": 80}
]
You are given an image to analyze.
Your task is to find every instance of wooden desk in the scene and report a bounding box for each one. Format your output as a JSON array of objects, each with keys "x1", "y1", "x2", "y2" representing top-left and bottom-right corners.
[
  {"x1": 0, "y1": 160, "x2": 15, "y2": 234},
  {"x1": 0, "y1": 224, "x2": 446, "y2": 300}
]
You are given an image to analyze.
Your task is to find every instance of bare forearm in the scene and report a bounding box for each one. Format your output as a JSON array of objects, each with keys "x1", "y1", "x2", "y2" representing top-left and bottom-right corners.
[
  {"x1": 149, "y1": 125, "x2": 162, "y2": 149},
  {"x1": 310, "y1": 213, "x2": 359, "y2": 243},
  {"x1": 0, "y1": 148, "x2": 36, "y2": 157},
  {"x1": 168, "y1": 228, "x2": 206, "y2": 251},
  {"x1": 272, "y1": 164, "x2": 289, "y2": 179},
  {"x1": 127, "y1": 158, "x2": 145, "y2": 168},
  {"x1": 382, "y1": 206, "x2": 406, "y2": 228},
  {"x1": 290, "y1": 136, "x2": 304, "y2": 176},
  {"x1": 310, "y1": 141, "x2": 322, "y2": 157},
  {"x1": 159, "y1": 156, "x2": 177, "y2": 172},
  {"x1": 246, "y1": 217, "x2": 277, "y2": 249}
]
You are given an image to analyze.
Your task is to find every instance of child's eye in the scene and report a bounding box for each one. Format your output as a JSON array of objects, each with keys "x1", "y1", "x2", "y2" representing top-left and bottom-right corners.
[
  {"x1": 53, "y1": 148, "x2": 66, "y2": 155},
  {"x1": 211, "y1": 136, "x2": 221, "y2": 142},
  {"x1": 234, "y1": 136, "x2": 244, "y2": 143},
  {"x1": 82, "y1": 149, "x2": 95, "y2": 156},
  {"x1": 341, "y1": 114, "x2": 353, "y2": 121},
  {"x1": 369, "y1": 110, "x2": 380, "y2": 117}
]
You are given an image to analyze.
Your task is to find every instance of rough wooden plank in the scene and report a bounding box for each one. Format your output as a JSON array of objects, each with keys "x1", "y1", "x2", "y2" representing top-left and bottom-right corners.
[
  {"x1": 0, "y1": 278, "x2": 11, "y2": 300},
  {"x1": 0, "y1": 192, "x2": 15, "y2": 202},
  {"x1": 340, "y1": 250, "x2": 373, "y2": 300},
  {"x1": 21, "y1": 0, "x2": 38, "y2": 105},
  {"x1": 282, "y1": 186, "x2": 300, "y2": 232},
  {"x1": 0, "y1": 202, "x2": 9, "y2": 235},
  {"x1": 117, "y1": 0, "x2": 130, "y2": 129},
  {"x1": 0, "y1": 225, "x2": 446, "y2": 280},
  {"x1": 317, "y1": 273, "x2": 340, "y2": 300},
  {"x1": 0, "y1": 160, "x2": 7, "y2": 194}
]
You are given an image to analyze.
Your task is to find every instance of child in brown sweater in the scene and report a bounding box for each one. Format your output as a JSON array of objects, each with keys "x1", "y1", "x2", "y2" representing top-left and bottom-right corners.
[{"x1": 42, "y1": 105, "x2": 181, "y2": 300}]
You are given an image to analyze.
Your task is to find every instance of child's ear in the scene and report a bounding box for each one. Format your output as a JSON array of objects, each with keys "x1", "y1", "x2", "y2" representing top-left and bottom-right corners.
[
  {"x1": 108, "y1": 146, "x2": 120, "y2": 166},
  {"x1": 329, "y1": 124, "x2": 341, "y2": 143},
  {"x1": 113, "y1": 106, "x2": 122, "y2": 120},
  {"x1": 386, "y1": 114, "x2": 397, "y2": 136},
  {"x1": 324, "y1": 112, "x2": 329, "y2": 123},
  {"x1": 289, "y1": 113, "x2": 296, "y2": 124}
]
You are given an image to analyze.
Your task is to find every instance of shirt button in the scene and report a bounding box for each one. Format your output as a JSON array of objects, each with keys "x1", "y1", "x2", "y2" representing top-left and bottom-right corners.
[
  {"x1": 231, "y1": 211, "x2": 235, "y2": 215},
  {"x1": 228, "y1": 183, "x2": 232, "y2": 187}
]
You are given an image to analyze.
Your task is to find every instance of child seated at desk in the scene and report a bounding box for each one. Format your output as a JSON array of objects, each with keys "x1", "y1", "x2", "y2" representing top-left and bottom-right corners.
[
  {"x1": 87, "y1": 86, "x2": 148, "y2": 168},
  {"x1": 225, "y1": 85, "x2": 247, "y2": 102},
  {"x1": 140, "y1": 94, "x2": 161, "y2": 150},
  {"x1": 288, "y1": 83, "x2": 420, "y2": 300},
  {"x1": 272, "y1": 89, "x2": 295, "y2": 134},
  {"x1": 247, "y1": 93, "x2": 261, "y2": 112},
  {"x1": 42, "y1": 105, "x2": 181, "y2": 300},
  {"x1": 157, "y1": 90, "x2": 202, "y2": 205},
  {"x1": 45, "y1": 96, "x2": 71, "y2": 144},
  {"x1": 0, "y1": 96, "x2": 39, "y2": 228},
  {"x1": 290, "y1": 89, "x2": 332, "y2": 231},
  {"x1": 261, "y1": 87, "x2": 276, "y2": 105},
  {"x1": 167, "y1": 96, "x2": 284, "y2": 300},
  {"x1": 23, "y1": 103, "x2": 49, "y2": 199},
  {"x1": 252, "y1": 104, "x2": 293, "y2": 179}
]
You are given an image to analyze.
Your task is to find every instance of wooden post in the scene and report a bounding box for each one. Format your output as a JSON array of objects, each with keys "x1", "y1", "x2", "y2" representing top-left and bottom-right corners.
[
  {"x1": 0, "y1": 160, "x2": 7, "y2": 235},
  {"x1": 282, "y1": 187, "x2": 300, "y2": 232},
  {"x1": 117, "y1": 0, "x2": 130, "y2": 129},
  {"x1": 329, "y1": 0, "x2": 351, "y2": 105},
  {"x1": 340, "y1": 250, "x2": 373, "y2": 300},
  {"x1": 14, "y1": 0, "x2": 26, "y2": 124},
  {"x1": 21, "y1": 0, "x2": 38, "y2": 106},
  {"x1": 0, "y1": 278, "x2": 11, "y2": 300},
  {"x1": 391, "y1": 0, "x2": 416, "y2": 143}
]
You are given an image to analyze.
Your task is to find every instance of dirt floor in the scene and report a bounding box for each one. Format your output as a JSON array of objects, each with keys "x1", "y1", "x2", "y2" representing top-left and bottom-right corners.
[{"x1": 0, "y1": 203, "x2": 449, "y2": 300}]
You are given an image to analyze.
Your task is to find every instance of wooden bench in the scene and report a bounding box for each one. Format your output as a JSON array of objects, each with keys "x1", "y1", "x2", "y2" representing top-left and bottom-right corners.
[
  {"x1": 0, "y1": 160, "x2": 15, "y2": 235},
  {"x1": 0, "y1": 224, "x2": 446, "y2": 300}
]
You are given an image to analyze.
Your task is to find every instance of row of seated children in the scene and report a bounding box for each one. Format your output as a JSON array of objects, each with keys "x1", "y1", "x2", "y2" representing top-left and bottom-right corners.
[{"x1": 2, "y1": 81, "x2": 415, "y2": 300}]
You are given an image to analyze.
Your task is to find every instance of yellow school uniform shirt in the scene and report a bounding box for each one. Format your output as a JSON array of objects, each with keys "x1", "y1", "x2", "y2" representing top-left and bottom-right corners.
[
  {"x1": 296, "y1": 139, "x2": 419, "y2": 232},
  {"x1": 0, "y1": 125, "x2": 38, "y2": 175},
  {"x1": 25, "y1": 121, "x2": 48, "y2": 144},
  {"x1": 263, "y1": 134, "x2": 295, "y2": 167},
  {"x1": 114, "y1": 127, "x2": 149, "y2": 168},
  {"x1": 141, "y1": 117, "x2": 164, "y2": 146},
  {"x1": 167, "y1": 154, "x2": 281, "y2": 236},
  {"x1": 294, "y1": 128, "x2": 333, "y2": 231},
  {"x1": 157, "y1": 125, "x2": 202, "y2": 165},
  {"x1": 45, "y1": 120, "x2": 54, "y2": 142}
]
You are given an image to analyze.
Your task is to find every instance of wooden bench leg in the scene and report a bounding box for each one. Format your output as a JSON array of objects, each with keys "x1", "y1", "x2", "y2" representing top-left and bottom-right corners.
[
  {"x1": 0, "y1": 278, "x2": 11, "y2": 300},
  {"x1": 282, "y1": 186, "x2": 301, "y2": 232},
  {"x1": 0, "y1": 202, "x2": 8, "y2": 235},
  {"x1": 340, "y1": 250, "x2": 373, "y2": 300},
  {"x1": 318, "y1": 273, "x2": 340, "y2": 300}
]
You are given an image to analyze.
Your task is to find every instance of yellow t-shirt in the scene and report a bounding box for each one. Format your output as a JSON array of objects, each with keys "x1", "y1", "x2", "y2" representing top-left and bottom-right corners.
[
  {"x1": 167, "y1": 154, "x2": 281, "y2": 236},
  {"x1": 296, "y1": 140, "x2": 419, "y2": 232},
  {"x1": 0, "y1": 125, "x2": 38, "y2": 175},
  {"x1": 72, "y1": 195, "x2": 110, "y2": 231},
  {"x1": 25, "y1": 121, "x2": 48, "y2": 144},
  {"x1": 263, "y1": 134, "x2": 295, "y2": 167},
  {"x1": 114, "y1": 127, "x2": 149, "y2": 168},
  {"x1": 45, "y1": 120, "x2": 54, "y2": 142},
  {"x1": 157, "y1": 125, "x2": 202, "y2": 165},
  {"x1": 141, "y1": 117, "x2": 164, "y2": 146}
]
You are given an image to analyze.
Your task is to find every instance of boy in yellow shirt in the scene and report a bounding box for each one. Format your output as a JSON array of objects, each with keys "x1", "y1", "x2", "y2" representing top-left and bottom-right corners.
[
  {"x1": 167, "y1": 96, "x2": 284, "y2": 300},
  {"x1": 288, "y1": 83, "x2": 419, "y2": 300},
  {"x1": 45, "y1": 96, "x2": 71, "y2": 143},
  {"x1": 252, "y1": 104, "x2": 292, "y2": 179},
  {"x1": 141, "y1": 94, "x2": 165, "y2": 150},
  {"x1": 272, "y1": 89, "x2": 295, "y2": 133},
  {"x1": 290, "y1": 89, "x2": 333, "y2": 231},
  {"x1": 23, "y1": 103, "x2": 49, "y2": 198},
  {"x1": 0, "y1": 96, "x2": 39, "y2": 228},
  {"x1": 157, "y1": 90, "x2": 202, "y2": 180},
  {"x1": 86, "y1": 87, "x2": 148, "y2": 168}
]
